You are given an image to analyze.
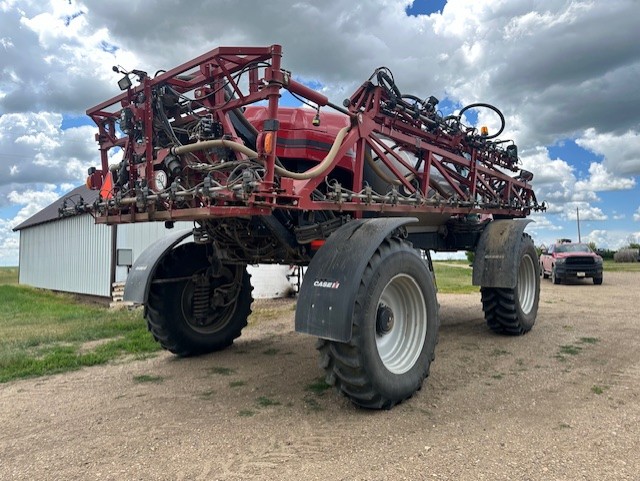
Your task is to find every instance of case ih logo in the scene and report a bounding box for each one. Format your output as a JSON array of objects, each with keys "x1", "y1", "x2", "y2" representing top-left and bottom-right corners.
[{"x1": 313, "y1": 279, "x2": 340, "y2": 289}]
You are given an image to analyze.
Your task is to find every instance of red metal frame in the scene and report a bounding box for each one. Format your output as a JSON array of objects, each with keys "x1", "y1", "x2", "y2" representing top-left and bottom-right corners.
[{"x1": 83, "y1": 44, "x2": 541, "y2": 225}]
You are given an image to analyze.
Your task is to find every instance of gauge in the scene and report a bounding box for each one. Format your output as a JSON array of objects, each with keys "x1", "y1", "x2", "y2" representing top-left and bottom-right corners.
[{"x1": 154, "y1": 170, "x2": 168, "y2": 191}]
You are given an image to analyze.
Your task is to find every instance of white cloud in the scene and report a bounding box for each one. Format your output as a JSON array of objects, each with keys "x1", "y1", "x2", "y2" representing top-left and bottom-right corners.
[
  {"x1": 1, "y1": 0, "x2": 640, "y2": 264},
  {"x1": 563, "y1": 202, "x2": 607, "y2": 222},
  {"x1": 585, "y1": 229, "x2": 638, "y2": 251},
  {"x1": 0, "y1": 112, "x2": 97, "y2": 195},
  {"x1": 7, "y1": 185, "x2": 59, "y2": 228},
  {"x1": 576, "y1": 129, "x2": 640, "y2": 176},
  {"x1": 634, "y1": 207, "x2": 640, "y2": 222},
  {"x1": 574, "y1": 162, "x2": 636, "y2": 192}
]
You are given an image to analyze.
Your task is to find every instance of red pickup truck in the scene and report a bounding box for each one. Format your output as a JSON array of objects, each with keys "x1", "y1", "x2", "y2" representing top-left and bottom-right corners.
[{"x1": 540, "y1": 241, "x2": 603, "y2": 285}]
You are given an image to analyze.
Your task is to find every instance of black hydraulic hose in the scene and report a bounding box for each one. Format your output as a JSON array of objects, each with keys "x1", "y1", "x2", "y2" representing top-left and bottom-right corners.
[{"x1": 458, "y1": 102, "x2": 505, "y2": 139}]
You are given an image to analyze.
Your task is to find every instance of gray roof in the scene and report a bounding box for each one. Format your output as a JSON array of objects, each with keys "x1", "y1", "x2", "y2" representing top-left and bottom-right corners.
[{"x1": 13, "y1": 185, "x2": 99, "y2": 231}]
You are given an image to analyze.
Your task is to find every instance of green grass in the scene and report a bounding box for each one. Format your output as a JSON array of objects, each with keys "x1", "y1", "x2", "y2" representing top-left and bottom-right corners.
[
  {"x1": 208, "y1": 366, "x2": 236, "y2": 376},
  {"x1": 432, "y1": 261, "x2": 477, "y2": 294},
  {"x1": 133, "y1": 374, "x2": 164, "y2": 383},
  {"x1": 256, "y1": 396, "x2": 281, "y2": 407},
  {"x1": 591, "y1": 385, "x2": 606, "y2": 395},
  {"x1": 0, "y1": 285, "x2": 160, "y2": 383},
  {"x1": 0, "y1": 267, "x2": 19, "y2": 285},
  {"x1": 305, "y1": 377, "x2": 331, "y2": 395},
  {"x1": 559, "y1": 344, "x2": 582, "y2": 356},
  {"x1": 602, "y1": 260, "x2": 640, "y2": 272},
  {"x1": 578, "y1": 337, "x2": 599, "y2": 345}
]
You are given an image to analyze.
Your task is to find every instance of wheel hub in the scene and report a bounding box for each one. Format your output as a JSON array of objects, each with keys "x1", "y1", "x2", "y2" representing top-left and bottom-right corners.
[{"x1": 376, "y1": 304, "x2": 395, "y2": 334}]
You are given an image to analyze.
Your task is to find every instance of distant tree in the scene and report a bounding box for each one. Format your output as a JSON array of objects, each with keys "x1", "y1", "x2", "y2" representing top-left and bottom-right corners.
[
  {"x1": 588, "y1": 241, "x2": 597, "y2": 252},
  {"x1": 465, "y1": 251, "x2": 475, "y2": 263}
]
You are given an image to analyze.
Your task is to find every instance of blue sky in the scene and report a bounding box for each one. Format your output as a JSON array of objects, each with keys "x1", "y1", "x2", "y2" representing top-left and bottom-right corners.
[{"x1": 1, "y1": 0, "x2": 639, "y2": 265}]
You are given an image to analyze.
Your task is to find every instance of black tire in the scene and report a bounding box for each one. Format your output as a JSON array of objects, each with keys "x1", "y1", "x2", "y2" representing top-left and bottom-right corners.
[
  {"x1": 551, "y1": 266, "x2": 561, "y2": 285},
  {"x1": 145, "y1": 243, "x2": 253, "y2": 357},
  {"x1": 593, "y1": 276, "x2": 603, "y2": 285},
  {"x1": 541, "y1": 263, "x2": 549, "y2": 279},
  {"x1": 317, "y1": 237, "x2": 439, "y2": 409},
  {"x1": 481, "y1": 234, "x2": 539, "y2": 335}
]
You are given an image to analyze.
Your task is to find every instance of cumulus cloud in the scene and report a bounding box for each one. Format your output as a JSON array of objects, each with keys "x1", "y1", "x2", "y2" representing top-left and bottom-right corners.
[
  {"x1": 576, "y1": 128, "x2": 640, "y2": 176},
  {"x1": 0, "y1": 1, "x2": 135, "y2": 112},
  {"x1": 574, "y1": 162, "x2": 636, "y2": 192},
  {"x1": 634, "y1": 207, "x2": 640, "y2": 222},
  {"x1": 585, "y1": 229, "x2": 638, "y2": 251},
  {"x1": 2, "y1": 0, "x2": 639, "y2": 148},
  {"x1": 1, "y1": 0, "x2": 640, "y2": 263},
  {"x1": 0, "y1": 112, "x2": 98, "y2": 198},
  {"x1": 563, "y1": 202, "x2": 607, "y2": 222}
]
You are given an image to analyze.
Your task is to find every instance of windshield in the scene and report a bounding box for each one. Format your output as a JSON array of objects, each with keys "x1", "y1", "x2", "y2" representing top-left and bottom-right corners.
[{"x1": 556, "y1": 244, "x2": 591, "y2": 253}]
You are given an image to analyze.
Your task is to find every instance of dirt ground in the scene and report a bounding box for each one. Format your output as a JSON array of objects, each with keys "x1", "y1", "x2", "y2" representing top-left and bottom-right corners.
[{"x1": 1, "y1": 272, "x2": 639, "y2": 481}]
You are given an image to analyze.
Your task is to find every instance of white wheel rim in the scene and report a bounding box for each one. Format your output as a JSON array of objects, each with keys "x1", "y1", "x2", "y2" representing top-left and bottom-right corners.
[
  {"x1": 375, "y1": 274, "x2": 427, "y2": 374},
  {"x1": 518, "y1": 254, "x2": 536, "y2": 314}
]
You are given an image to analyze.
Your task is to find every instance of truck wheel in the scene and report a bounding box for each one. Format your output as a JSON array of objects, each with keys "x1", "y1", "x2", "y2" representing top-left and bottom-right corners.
[
  {"x1": 541, "y1": 263, "x2": 549, "y2": 279},
  {"x1": 317, "y1": 237, "x2": 439, "y2": 409},
  {"x1": 593, "y1": 276, "x2": 603, "y2": 285},
  {"x1": 481, "y1": 234, "x2": 539, "y2": 335},
  {"x1": 145, "y1": 243, "x2": 253, "y2": 357},
  {"x1": 551, "y1": 266, "x2": 561, "y2": 285}
]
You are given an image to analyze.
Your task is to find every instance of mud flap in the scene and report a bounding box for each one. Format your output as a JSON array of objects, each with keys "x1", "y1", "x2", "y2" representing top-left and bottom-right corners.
[
  {"x1": 123, "y1": 229, "x2": 193, "y2": 304},
  {"x1": 295, "y1": 217, "x2": 418, "y2": 342},
  {"x1": 472, "y1": 219, "x2": 532, "y2": 289}
]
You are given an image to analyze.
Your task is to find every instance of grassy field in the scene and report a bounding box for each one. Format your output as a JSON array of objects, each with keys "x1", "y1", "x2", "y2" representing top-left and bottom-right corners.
[
  {"x1": 0, "y1": 285, "x2": 159, "y2": 383},
  {"x1": 433, "y1": 260, "x2": 477, "y2": 294},
  {"x1": 603, "y1": 259, "x2": 640, "y2": 272},
  {"x1": 0, "y1": 266, "x2": 19, "y2": 285}
]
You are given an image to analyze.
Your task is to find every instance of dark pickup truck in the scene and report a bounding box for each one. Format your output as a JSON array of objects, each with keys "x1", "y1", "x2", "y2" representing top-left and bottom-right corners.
[{"x1": 540, "y1": 241, "x2": 603, "y2": 285}]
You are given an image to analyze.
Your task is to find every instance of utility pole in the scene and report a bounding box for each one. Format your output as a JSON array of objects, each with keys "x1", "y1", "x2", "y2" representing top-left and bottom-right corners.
[{"x1": 576, "y1": 207, "x2": 581, "y2": 243}]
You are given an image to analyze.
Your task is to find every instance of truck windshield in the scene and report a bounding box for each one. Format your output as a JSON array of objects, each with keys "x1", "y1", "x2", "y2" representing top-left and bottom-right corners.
[{"x1": 556, "y1": 244, "x2": 591, "y2": 253}]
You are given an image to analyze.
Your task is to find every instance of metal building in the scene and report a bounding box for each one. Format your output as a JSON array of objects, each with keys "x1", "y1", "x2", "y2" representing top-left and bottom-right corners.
[{"x1": 13, "y1": 186, "x2": 294, "y2": 299}]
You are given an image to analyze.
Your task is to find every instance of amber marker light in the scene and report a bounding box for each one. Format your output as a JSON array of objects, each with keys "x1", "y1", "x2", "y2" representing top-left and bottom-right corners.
[{"x1": 264, "y1": 132, "x2": 274, "y2": 154}]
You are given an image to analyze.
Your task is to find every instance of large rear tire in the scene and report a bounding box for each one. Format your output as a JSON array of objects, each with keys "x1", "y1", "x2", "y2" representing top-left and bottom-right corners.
[
  {"x1": 145, "y1": 243, "x2": 253, "y2": 357},
  {"x1": 317, "y1": 237, "x2": 439, "y2": 409},
  {"x1": 481, "y1": 233, "x2": 539, "y2": 335}
]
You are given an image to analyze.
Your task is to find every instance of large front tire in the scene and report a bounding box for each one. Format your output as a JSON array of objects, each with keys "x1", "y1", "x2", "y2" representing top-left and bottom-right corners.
[
  {"x1": 145, "y1": 243, "x2": 253, "y2": 357},
  {"x1": 317, "y1": 237, "x2": 439, "y2": 409},
  {"x1": 481, "y1": 234, "x2": 539, "y2": 335}
]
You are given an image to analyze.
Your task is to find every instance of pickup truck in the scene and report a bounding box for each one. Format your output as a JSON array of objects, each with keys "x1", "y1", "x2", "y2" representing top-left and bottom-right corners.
[{"x1": 540, "y1": 242, "x2": 603, "y2": 285}]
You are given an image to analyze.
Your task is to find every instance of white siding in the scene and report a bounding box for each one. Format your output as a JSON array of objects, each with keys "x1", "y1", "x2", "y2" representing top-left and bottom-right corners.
[
  {"x1": 247, "y1": 264, "x2": 294, "y2": 298},
  {"x1": 19, "y1": 217, "x2": 296, "y2": 299},
  {"x1": 115, "y1": 222, "x2": 192, "y2": 282},
  {"x1": 18, "y1": 215, "x2": 113, "y2": 297}
]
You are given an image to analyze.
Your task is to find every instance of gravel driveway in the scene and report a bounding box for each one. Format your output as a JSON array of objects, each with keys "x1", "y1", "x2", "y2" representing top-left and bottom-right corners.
[{"x1": 1, "y1": 271, "x2": 639, "y2": 480}]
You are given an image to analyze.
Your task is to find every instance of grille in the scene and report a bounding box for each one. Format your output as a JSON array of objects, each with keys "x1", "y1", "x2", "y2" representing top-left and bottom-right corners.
[{"x1": 565, "y1": 256, "x2": 595, "y2": 266}]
